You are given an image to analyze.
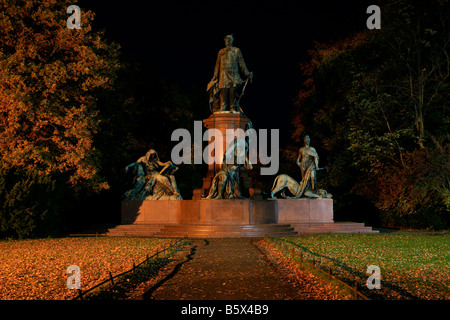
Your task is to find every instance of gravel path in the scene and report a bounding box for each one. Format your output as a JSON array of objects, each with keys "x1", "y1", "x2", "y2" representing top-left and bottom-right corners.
[{"x1": 141, "y1": 238, "x2": 337, "y2": 300}]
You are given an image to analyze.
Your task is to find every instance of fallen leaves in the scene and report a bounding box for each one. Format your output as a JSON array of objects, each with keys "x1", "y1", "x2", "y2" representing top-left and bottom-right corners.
[
  {"x1": 268, "y1": 233, "x2": 450, "y2": 300},
  {"x1": 0, "y1": 237, "x2": 173, "y2": 300},
  {"x1": 257, "y1": 239, "x2": 349, "y2": 300}
]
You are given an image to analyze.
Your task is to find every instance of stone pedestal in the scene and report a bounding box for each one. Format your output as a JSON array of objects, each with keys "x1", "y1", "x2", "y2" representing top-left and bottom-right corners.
[
  {"x1": 275, "y1": 199, "x2": 333, "y2": 223},
  {"x1": 112, "y1": 198, "x2": 382, "y2": 237},
  {"x1": 121, "y1": 198, "x2": 332, "y2": 225},
  {"x1": 122, "y1": 199, "x2": 276, "y2": 225},
  {"x1": 199, "y1": 112, "x2": 251, "y2": 197}
]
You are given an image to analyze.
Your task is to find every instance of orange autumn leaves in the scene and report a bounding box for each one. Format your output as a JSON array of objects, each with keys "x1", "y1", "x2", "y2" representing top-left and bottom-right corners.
[
  {"x1": 0, "y1": 237, "x2": 172, "y2": 300},
  {"x1": 0, "y1": 0, "x2": 120, "y2": 190}
]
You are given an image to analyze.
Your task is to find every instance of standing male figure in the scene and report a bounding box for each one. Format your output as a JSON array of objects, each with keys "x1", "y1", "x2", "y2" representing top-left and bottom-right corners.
[
  {"x1": 208, "y1": 34, "x2": 253, "y2": 113},
  {"x1": 296, "y1": 135, "x2": 319, "y2": 195}
]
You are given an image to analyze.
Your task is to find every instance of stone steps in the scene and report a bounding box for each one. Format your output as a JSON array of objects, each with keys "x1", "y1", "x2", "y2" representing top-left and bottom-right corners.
[
  {"x1": 291, "y1": 222, "x2": 379, "y2": 234},
  {"x1": 106, "y1": 224, "x2": 165, "y2": 237},
  {"x1": 74, "y1": 221, "x2": 378, "y2": 238},
  {"x1": 69, "y1": 224, "x2": 117, "y2": 237},
  {"x1": 155, "y1": 224, "x2": 298, "y2": 238}
]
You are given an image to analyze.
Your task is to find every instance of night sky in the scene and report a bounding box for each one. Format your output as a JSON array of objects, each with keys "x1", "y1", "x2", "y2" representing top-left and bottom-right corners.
[{"x1": 78, "y1": 0, "x2": 375, "y2": 142}]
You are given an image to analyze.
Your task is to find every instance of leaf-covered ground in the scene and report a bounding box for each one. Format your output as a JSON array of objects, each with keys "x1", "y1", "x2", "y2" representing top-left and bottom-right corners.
[
  {"x1": 270, "y1": 233, "x2": 450, "y2": 300},
  {"x1": 0, "y1": 237, "x2": 173, "y2": 300},
  {"x1": 2, "y1": 234, "x2": 448, "y2": 300}
]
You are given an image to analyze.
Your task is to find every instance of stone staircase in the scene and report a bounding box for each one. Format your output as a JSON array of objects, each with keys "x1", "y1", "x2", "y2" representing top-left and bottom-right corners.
[
  {"x1": 104, "y1": 223, "x2": 298, "y2": 238},
  {"x1": 155, "y1": 224, "x2": 298, "y2": 238},
  {"x1": 291, "y1": 222, "x2": 379, "y2": 234},
  {"x1": 71, "y1": 221, "x2": 378, "y2": 238},
  {"x1": 105, "y1": 224, "x2": 165, "y2": 237},
  {"x1": 101, "y1": 221, "x2": 378, "y2": 238}
]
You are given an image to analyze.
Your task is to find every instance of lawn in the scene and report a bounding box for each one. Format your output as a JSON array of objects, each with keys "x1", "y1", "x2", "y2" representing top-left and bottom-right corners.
[
  {"x1": 270, "y1": 233, "x2": 450, "y2": 300},
  {"x1": 0, "y1": 237, "x2": 174, "y2": 300},
  {"x1": 2, "y1": 233, "x2": 448, "y2": 300}
]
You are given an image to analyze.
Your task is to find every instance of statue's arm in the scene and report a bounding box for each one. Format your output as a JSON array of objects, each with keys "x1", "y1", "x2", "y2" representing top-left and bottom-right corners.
[
  {"x1": 296, "y1": 149, "x2": 303, "y2": 167},
  {"x1": 125, "y1": 162, "x2": 136, "y2": 173},
  {"x1": 238, "y1": 49, "x2": 252, "y2": 78},
  {"x1": 156, "y1": 160, "x2": 171, "y2": 167},
  {"x1": 245, "y1": 156, "x2": 253, "y2": 170},
  {"x1": 311, "y1": 148, "x2": 319, "y2": 169},
  {"x1": 212, "y1": 53, "x2": 220, "y2": 80}
]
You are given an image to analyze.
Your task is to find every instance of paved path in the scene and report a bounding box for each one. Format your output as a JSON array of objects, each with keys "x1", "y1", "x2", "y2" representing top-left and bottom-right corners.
[{"x1": 142, "y1": 238, "x2": 332, "y2": 300}]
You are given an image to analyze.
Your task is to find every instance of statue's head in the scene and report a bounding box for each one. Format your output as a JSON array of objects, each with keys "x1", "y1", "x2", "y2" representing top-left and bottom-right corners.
[
  {"x1": 224, "y1": 34, "x2": 234, "y2": 47},
  {"x1": 304, "y1": 135, "x2": 310, "y2": 147},
  {"x1": 145, "y1": 149, "x2": 159, "y2": 162}
]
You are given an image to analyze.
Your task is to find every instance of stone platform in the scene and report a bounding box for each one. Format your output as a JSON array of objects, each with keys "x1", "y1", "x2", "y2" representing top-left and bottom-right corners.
[
  {"x1": 121, "y1": 199, "x2": 277, "y2": 225},
  {"x1": 121, "y1": 199, "x2": 335, "y2": 225},
  {"x1": 103, "y1": 199, "x2": 378, "y2": 237},
  {"x1": 105, "y1": 221, "x2": 377, "y2": 238}
]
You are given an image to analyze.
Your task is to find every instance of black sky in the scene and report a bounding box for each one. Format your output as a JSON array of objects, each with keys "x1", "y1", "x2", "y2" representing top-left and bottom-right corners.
[{"x1": 78, "y1": 0, "x2": 374, "y2": 142}]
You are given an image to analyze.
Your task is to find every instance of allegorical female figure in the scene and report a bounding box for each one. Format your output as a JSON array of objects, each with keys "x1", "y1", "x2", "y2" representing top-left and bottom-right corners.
[
  {"x1": 123, "y1": 149, "x2": 182, "y2": 200},
  {"x1": 206, "y1": 139, "x2": 252, "y2": 199}
]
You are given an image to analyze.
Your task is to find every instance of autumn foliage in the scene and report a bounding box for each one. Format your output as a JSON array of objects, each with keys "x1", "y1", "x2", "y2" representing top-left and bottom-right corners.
[
  {"x1": 0, "y1": 0, "x2": 120, "y2": 189},
  {"x1": 291, "y1": 0, "x2": 450, "y2": 228},
  {"x1": 0, "y1": 0, "x2": 120, "y2": 237}
]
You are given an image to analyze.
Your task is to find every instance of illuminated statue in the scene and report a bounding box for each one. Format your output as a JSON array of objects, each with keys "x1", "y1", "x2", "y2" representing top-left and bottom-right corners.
[
  {"x1": 206, "y1": 139, "x2": 253, "y2": 199},
  {"x1": 207, "y1": 34, "x2": 253, "y2": 113},
  {"x1": 271, "y1": 136, "x2": 332, "y2": 199},
  {"x1": 124, "y1": 149, "x2": 182, "y2": 200}
]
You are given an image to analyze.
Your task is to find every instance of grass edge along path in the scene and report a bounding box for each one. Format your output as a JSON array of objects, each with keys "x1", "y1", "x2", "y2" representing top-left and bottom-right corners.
[
  {"x1": 266, "y1": 233, "x2": 450, "y2": 300},
  {"x1": 259, "y1": 239, "x2": 368, "y2": 300},
  {"x1": 78, "y1": 238, "x2": 190, "y2": 300}
]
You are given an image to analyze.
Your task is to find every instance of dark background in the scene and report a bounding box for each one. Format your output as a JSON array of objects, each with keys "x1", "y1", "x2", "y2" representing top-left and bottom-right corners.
[{"x1": 78, "y1": 0, "x2": 374, "y2": 142}]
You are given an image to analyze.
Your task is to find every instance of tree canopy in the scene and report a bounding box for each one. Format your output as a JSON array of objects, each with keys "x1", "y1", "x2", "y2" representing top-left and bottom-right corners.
[
  {"x1": 0, "y1": 0, "x2": 120, "y2": 237},
  {"x1": 0, "y1": 0, "x2": 120, "y2": 190},
  {"x1": 292, "y1": 0, "x2": 449, "y2": 228}
]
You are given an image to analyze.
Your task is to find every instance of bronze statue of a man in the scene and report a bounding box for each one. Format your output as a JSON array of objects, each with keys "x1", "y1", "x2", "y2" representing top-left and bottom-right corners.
[
  {"x1": 270, "y1": 135, "x2": 332, "y2": 199},
  {"x1": 296, "y1": 135, "x2": 319, "y2": 193},
  {"x1": 207, "y1": 34, "x2": 253, "y2": 113}
]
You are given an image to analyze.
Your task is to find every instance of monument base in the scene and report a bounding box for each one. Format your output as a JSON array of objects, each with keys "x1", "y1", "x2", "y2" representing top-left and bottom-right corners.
[
  {"x1": 121, "y1": 198, "x2": 334, "y2": 227},
  {"x1": 106, "y1": 199, "x2": 379, "y2": 237},
  {"x1": 121, "y1": 199, "x2": 276, "y2": 225},
  {"x1": 275, "y1": 199, "x2": 333, "y2": 223}
]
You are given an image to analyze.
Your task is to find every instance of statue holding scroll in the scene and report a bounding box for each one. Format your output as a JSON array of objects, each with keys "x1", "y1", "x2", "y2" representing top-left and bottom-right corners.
[{"x1": 124, "y1": 149, "x2": 182, "y2": 200}]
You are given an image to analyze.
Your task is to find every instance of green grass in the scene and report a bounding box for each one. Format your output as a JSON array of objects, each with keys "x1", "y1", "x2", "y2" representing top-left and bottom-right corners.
[{"x1": 269, "y1": 233, "x2": 449, "y2": 300}]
